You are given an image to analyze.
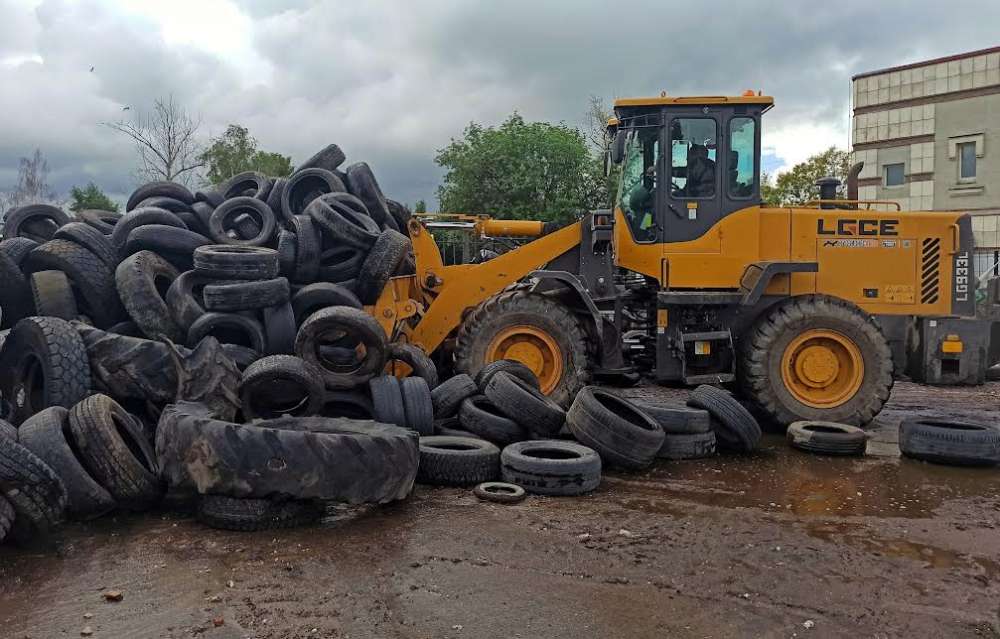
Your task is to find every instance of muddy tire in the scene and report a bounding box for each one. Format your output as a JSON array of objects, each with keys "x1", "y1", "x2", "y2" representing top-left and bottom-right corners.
[
  {"x1": 474, "y1": 359, "x2": 540, "y2": 391},
  {"x1": 386, "y1": 343, "x2": 439, "y2": 389},
  {"x1": 0, "y1": 316, "x2": 91, "y2": 425},
  {"x1": 787, "y1": 421, "x2": 868, "y2": 456},
  {"x1": 289, "y1": 215, "x2": 321, "y2": 282},
  {"x1": 484, "y1": 370, "x2": 565, "y2": 437},
  {"x1": 292, "y1": 282, "x2": 362, "y2": 324},
  {"x1": 3, "y1": 205, "x2": 70, "y2": 242},
  {"x1": 0, "y1": 237, "x2": 39, "y2": 266},
  {"x1": 431, "y1": 374, "x2": 477, "y2": 418},
  {"x1": 458, "y1": 395, "x2": 528, "y2": 446},
  {"x1": 196, "y1": 495, "x2": 323, "y2": 532},
  {"x1": 24, "y1": 239, "x2": 125, "y2": 328},
  {"x1": 657, "y1": 431, "x2": 717, "y2": 460},
  {"x1": 687, "y1": 385, "x2": 762, "y2": 453},
  {"x1": 115, "y1": 250, "x2": 183, "y2": 342},
  {"x1": 0, "y1": 434, "x2": 68, "y2": 539},
  {"x1": 401, "y1": 377, "x2": 434, "y2": 435},
  {"x1": 899, "y1": 419, "x2": 1000, "y2": 466},
  {"x1": 75, "y1": 324, "x2": 179, "y2": 402},
  {"x1": 416, "y1": 436, "x2": 500, "y2": 486},
  {"x1": 68, "y1": 394, "x2": 162, "y2": 509},
  {"x1": 369, "y1": 375, "x2": 407, "y2": 428},
  {"x1": 739, "y1": 295, "x2": 893, "y2": 426},
  {"x1": 126, "y1": 181, "x2": 194, "y2": 211},
  {"x1": 239, "y1": 355, "x2": 325, "y2": 420},
  {"x1": 637, "y1": 404, "x2": 712, "y2": 435},
  {"x1": 455, "y1": 292, "x2": 589, "y2": 408},
  {"x1": 54, "y1": 222, "x2": 117, "y2": 265},
  {"x1": 19, "y1": 407, "x2": 116, "y2": 519},
  {"x1": 500, "y1": 440, "x2": 601, "y2": 496},
  {"x1": 566, "y1": 387, "x2": 664, "y2": 469},
  {"x1": 77, "y1": 209, "x2": 122, "y2": 235},
  {"x1": 203, "y1": 277, "x2": 290, "y2": 312},
  {"x1": 356, "y1": 230, "x2": 410, "y2": 304},
  {"x1": 473, "y1": 481, "x2": 526, "y2": 504},
  {"x1": 295, "y1": 306, "x2": 387, "y2": 389},
  {"x1": 30, "y1": 270, "x2": 79, "y2": 320},
  {"x1": 156, "y1": 403, "x2": 419, "y2": 503},
  {"x1": 193, "y1": 245, "x2": 279, "y2": 280}
]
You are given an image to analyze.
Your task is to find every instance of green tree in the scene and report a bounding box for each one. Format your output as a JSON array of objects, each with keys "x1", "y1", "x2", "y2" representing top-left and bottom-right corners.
[
  {"x1": 761, "y1": 147, "x2": 851, "y2": 206},
  {"x1": 413, "y1": 199, "x2": 427, "y2": 214},
  {"x1": 200, "y1": 124, "x2": 293, "y2": 185},
  {"x1": 435, "y1": 113, "x2": 603, "y2": 224},
  {"x1": 69, "y1": 182, "x2": 119, "y2": 213}
]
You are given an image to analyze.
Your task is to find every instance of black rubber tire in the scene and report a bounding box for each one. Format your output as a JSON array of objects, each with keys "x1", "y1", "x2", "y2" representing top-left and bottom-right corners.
[
  {"x1": 75, "y1": 323, "x2": 179, "y2": 402},
  {"x1": 30, "y1": 270, "x2": 79, "y2": 320},
  {"x1": 122, "y1": 225, "x2": 212, "y2": 269},
  {"x1": 164, "y1": 270, "x2": 213, "y2": 334},
  {"x1": 208, "y1": 197, "x2": 276, "y2": 246},
  {"x1": 266, "y1": 178, "x2": 290, "y2": 227},
  {"x1": 386, "y1": 199, "x2": 412, "y2": 232},
  {"x1": 787, "y1": 421, "x2": 868, "y2": 456},
  {"x1": 134, "y1": 196, "x2": 193, "y2": 213},
  {"x1": 344, "y1": 162, "x2": 393, "y2": 230},
  {"x1": 318, "y1": 245, "x2": 364, "y2": 282},
  {"x1": 401, "y1": 377, "x2": 434, "y2": 435},
  {"x1": 0, "y1": 495, "x2": 14, "y2": 543},
  {"x1": 292, "y1": 282, "x2": 362, "y2": 324},
  {"x1": 899, "y1": 419, "x2": 1000, "y2": 466},
  {"x1": 263, "y1": 302, "x2": 296, "y2": 355},
  {"x1": 484, "y1": 371, "x2": 565, "y2": 437},
  {"x1": 307, "y1": 194, "x2": 379, "y2": 250},
  {"x1": 295, "y1": 306, "x2": 387, "y2": 389},
  {"x1": 289, "y1": 214, "x2": 321, "y2": 282},
  {"x1": 24, "y1": 239, "x2": 125, "y2": 328},
  {"x1": 500, "y1": 440, "x2": 601, "y2": 496},
  {"x1": 458, "y1": 395, "x2": 528, "y2": 446},
  {"x1": 108, "y1": 320, "x2": 143, "y2": 337},
  {"x1": 196, "y1": 495, "x2": 323, "y2": 532},
  {"x1": 0, "y1": 418, "x2": 16, "y2": 440},
  {"x1": 231, "y1": 212, "x2": 262, "y2": 239},
  {"x1": 431, "y1": 374, "x2": 477, "y2": 418},
  {"x1": 110, "y1": 208, "x2": 187, "y2": 254},
  {"x1": 0, "y1": 251, "x2": 34, "y2": 329},
  {"x1": 3, "y1": 205, "x2": 71, "y2": 242},
  {"x1": 386, "y1": 343, "x2": 439, "y2": 389},
  {"x1": 240, "y1": 355, "x2": 326, "y2": 420},
  {"x1": 0, "y1": 237, "x2": 39, "y2": 265},
  {"x1": 115, "y1": 250, "x2": 183, "y2": 342},
  {"x1": 222, "y1": 343, "x2": 261, "y2": 371},
  {"x1": 195, "y1": 189, "x2": 225, "y2": 208},
  {"x1": 189, "y1": 201, "x2": 215, "y2": 232},
  {"x1": 18, "y1": 407, "x2": 116, "y2": 520},
  {"x1": 369, "y1": 375, "x2": 407, "y2": 428},
  {"x1": 637, "y1": 403, "x2": 712, "y2": 435},
  {"x1": 417, "y1": 436, "x2": 500, "y2": 486},
  {"x1": 321, "y1": 390, "x2": 374, "y2": 419},
  {"x1": 0, "y1": 316, "x2": 91, "y2": 425},
  {"x1": 176, "y1": 212, "x2": 205, "y2": 237},
  {"x1": 203, "y1": 277, "x2": 290, "y2": 312},
  {"x1": 53, "y1": 222, "x2": 117, "y2": 265},
  {"x1": 455, "y1": 292, "x2": 587, "y2": 408},
  {"x1": 220, "y1": 171, "x2": 272, "y2": 200},
  {"x1": 738, "y1": 295, "x2": 894, "y2": 426},
  {"x1": 276, "y1": 229, "x2": 297, "y2": 277},
  {"x1": 67, "y1": 394, "x2": 161, "y2": 509},
  {"x1": 657, "y1": 431, "x2": 717, "y2": 460},
  {"x1": 76, "y1": 209, "x2": 122, "y2": 235},
  {"x1": 156, "y1": 403, "x2": 419, "y2": 503},
  {"x1": 473, "y1": 481, "x2": 526, "y2": 504},
  {"x1": 687, "y1": 385, "x2": 762, "y2": 453},
  {"x1": 298, "y1": 144, "x2": 346, "y2": 172},
  {"x1": 126, "y1": 181, "x2": 194, "y2": 211},
  {"x1": 356, "y1": 230, "x2": 411, "y2": 304},
  {"x1": 566, "y1": 387, "x2": 665, "y2": 469},
  {"x1": 0, "y1": 434, "x2": 68, "y2": 539},
  {"x1": 281, "y1": 168, "x2": 346, "y2": 220},
  {"x1": 187, "y1": 312, "x2": 266, "y2": 351},
  {"x1": 193, "y1": 245, "x2": 279, "y2": 280}
]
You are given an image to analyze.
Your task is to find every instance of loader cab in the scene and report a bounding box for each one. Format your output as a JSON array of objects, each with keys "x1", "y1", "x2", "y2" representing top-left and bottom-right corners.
[{"x1": 612, "y1": 94, "x2": 772, "y2": 244}]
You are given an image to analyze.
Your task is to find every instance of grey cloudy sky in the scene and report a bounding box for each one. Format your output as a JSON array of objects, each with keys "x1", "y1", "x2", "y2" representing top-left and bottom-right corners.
[{"x1": 1, "y1": 0, "x2": 998, "y2": 208}]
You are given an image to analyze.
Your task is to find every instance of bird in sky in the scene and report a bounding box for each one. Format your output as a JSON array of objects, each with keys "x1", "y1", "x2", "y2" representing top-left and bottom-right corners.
[
  {"x1": 89, "y1": 66, "x2": 94, "y2": 72},
  {"x1": 122, "y1": 106, "x2": 130, "y2": 111}
]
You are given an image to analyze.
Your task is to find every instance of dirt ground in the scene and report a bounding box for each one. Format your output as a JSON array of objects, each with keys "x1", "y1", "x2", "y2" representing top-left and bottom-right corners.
[{"x1": 1, "y1": 381, "x2": 999, "y2": 639}]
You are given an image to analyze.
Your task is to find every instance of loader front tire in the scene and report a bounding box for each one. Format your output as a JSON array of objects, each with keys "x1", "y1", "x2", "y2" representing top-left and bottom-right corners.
[
  {"x1": 738, "y1": 295, "x2": 893, "y2": 427},
  {"x1": 453, "y1": 291, "x2": 589, "y2": 408}
]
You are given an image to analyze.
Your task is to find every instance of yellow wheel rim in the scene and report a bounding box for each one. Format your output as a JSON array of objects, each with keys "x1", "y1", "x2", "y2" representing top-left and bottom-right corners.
[
  {"x1": 486, "y1": 326, "x2": 563, "y2": 395},
  {"x1": 780, "y1": 329, "x2": 864, "y2": 409}
]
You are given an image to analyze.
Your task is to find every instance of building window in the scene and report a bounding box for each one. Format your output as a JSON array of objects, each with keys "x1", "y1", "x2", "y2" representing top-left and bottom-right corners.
[
  {"x1": 884, "y1": 163, "x2": 905, "y2": 187},
  {"x1": 958, "y1": 142, "x2": 977, "y2": 181}
]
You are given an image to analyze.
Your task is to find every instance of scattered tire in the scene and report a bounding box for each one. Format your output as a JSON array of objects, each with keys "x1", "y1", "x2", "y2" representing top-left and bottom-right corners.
[
  {"x1": 3, "y1": 204, "x2": 71, "y2": 242},
  {"x1": 30, "y1": 270, "x2": 79, "y2": 320},
  {"x1": 208, "y1": 197, "x2": 276, "y2": 246},
  {"x1": 220, "y1": 171, "x2": 271, "y2": 200},
  {"x1": 566, "y1": 387, "x2": 664, "y2": 469},
  {"x1": 164, "y1": 270, "x2": 213, "y2": 334},
  {"x1": 638, "y1": 403, "x2": 712, "y2": 435},
  {"x1": 126, "y1": 181, "x2": 194, "y2": 211},
  {"x1": 484, "y1": 371, "x2": 565, "y2": 437},
  {"x1": 0, "y1": 251, "x2": 33, "y2": 329},
  {"x1": 187, "y1": 312, "x2": 266, "y2": 352},
  {"x1": 203, "y1": 277, "x2": 290, "y2": 312},
  {"x1": 787, "y1": 421, "x2": 868, "y2": 456},
  {"x1": 262, "y1": 302, "x2": 296, "y2": 355},
  {"x1": 0, "y1": 434, "x2": 68, "y2": 539},
  {"x1": 899, "y1": 418, "x2": 1000, "y2": 466},
  {"x1": 458, "y1": 395, "x2": 528, "y2": 446},
  {"x1": 356, "y1": 229, "x2": 411, "y2": 304},
  {"x1": 416, "y1": 436, "x2": 500, "y2": 486},
  {"x1": 193, "y1": 245, "x2": 279, "y2": 280},
  {"x1": 110, "y1": 207, "x2": 187, "y2": 254},
  {"x1": 431, "y1": 374, "x2": 477, "y2": 418},
  {"x1": 500, "y1": 440, "x2": 601, "y2": 496},
  {"x1": 386, "y1": 343, "x2": 439, "y2": 389},
  {"x1": 115, "y1": 250, "x2": 183, "y2": 342},
  {"x1": 401, "y1": 377, "x2": 434, "y2": 435},
  {"x1": 24, "y1": 239, "x2": 124, "y2": 328},
  {"x1": 344, "y1": 162, "x2": 393, "y2": 230},
  {"x1": 239, "y1": 355, "x2": 326, "y2": 420},
  {"x1": 53, "y1": 221, "x2": 117, "y2": 265},
  {"x1": 369, "y1": 375, "x2": 407, "y2": 428},
  {"x1": 687, "y1": 385, "x2": 762, "y2": 453},
  {"x1": 281, "y1": 168, "x2": 345, "y2": 219},
  {"x1": 475, "y1": 360, "x2": 541, "y2": 392},
  {"x1": 318, "y1": 245, "x2": 365, "y2": 282},
  {"x1": 307, "y1": 193, "x2": 379, "y2": 250},
  {"x1": 321, "y1": 390, "x2": 374, "y2": 419},
  {"x1": 196, "y1": 495, "x2": 323, "y2": 532},
  {"x1": 473, "y1": 481, "x2": 526, "y2": 504},
  {"x1": 295, "y1": 306, "x2": 387, "y2": 388},
  {"x1": 298, "y1": 144, "x2": 346, "y2": 172},
  {"x1": 657, "y1": 431, "x2": 717, "y2": 460},
  {"x1": 289, "y1": 214, "x2": 321, "y2": 282},
  {"x1": 292, "y1": 282, "x2": 362, "y2": 324},
  {"x1": 77, "y1": 209, "x2": 122, "y2": 235}
]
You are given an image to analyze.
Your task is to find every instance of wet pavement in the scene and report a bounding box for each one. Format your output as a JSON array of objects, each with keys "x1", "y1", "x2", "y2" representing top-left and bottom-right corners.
[{"x1": 1, "y1": 381, "x2": 999, "y2": 638}]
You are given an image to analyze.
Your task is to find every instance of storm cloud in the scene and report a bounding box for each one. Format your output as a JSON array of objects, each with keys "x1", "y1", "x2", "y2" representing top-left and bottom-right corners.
[{"x1": 1, "y1": 0, "x2": 998, "y2": 207}]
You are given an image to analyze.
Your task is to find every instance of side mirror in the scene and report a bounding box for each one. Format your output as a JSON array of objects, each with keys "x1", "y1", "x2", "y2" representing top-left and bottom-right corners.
[{"x1": 610, "y1": 129, "x2": 626, "y2": 165}]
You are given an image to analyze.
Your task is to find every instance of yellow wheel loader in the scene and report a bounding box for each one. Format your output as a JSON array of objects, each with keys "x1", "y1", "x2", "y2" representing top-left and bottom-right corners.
[{"x1": 370, "y1": 94, "x2": 977, "y2": 426}]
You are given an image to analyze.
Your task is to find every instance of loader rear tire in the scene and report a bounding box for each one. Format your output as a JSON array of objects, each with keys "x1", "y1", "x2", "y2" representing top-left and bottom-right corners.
[
  {"x1": 454, "y1": 291, "x2": 589, "y2": 408},
  {"x1": 738, "y1": 295, "x2": 893, "y2": 427}
]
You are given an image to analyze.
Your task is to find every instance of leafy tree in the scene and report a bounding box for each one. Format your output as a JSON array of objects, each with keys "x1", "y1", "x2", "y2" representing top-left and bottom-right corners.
[
  {"x1": 436, "y1": 112, "x2": 603, "y2": 225},
  {"x1": 762, "y1": 147, "x2": 851, "y2": 206},
  {"x1": 69, "y1": 182, "x2": 119, "y2": 213},
  {"x1": 414, "y1": 200, "x2": 427, "y2": 214},
  {"x1": 200, "y1": 124, "x2": 293, "y2": 186}
]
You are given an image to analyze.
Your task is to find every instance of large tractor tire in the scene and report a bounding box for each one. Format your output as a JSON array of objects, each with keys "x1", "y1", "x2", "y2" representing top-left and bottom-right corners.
[
  {"x1": 453, "y1": 290, "x2": 589, "y2": 408},
  {"x1": 738, "y1": 295, "x2": 893, "y2": 427}
]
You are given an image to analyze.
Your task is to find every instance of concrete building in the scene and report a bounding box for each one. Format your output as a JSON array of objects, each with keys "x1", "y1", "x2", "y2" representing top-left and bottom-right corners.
[{"x1": 851, "y1": 46, "x2": 1000, "y2": 282}]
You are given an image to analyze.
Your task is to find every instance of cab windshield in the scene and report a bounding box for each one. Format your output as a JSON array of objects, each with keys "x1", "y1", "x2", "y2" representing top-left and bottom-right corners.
[{"x1": 618, "y1": 127, "x2": 659, "y2": 242}]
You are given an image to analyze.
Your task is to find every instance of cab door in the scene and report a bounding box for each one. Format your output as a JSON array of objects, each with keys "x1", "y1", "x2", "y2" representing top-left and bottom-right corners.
[{"x1": 660, "y1": 110, "x2": 723, "y2": 244}]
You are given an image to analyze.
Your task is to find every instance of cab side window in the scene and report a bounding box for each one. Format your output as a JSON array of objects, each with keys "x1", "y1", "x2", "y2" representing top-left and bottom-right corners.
[
  {"x1": 618, "y1": 128, "x2": 660, "y2": 242},
  {"x1": 728, "y1": 117, "x2": 756, "y2": 198},
  {"x1": 669, "y1": 118, "x2": 717, "y2": 199}
]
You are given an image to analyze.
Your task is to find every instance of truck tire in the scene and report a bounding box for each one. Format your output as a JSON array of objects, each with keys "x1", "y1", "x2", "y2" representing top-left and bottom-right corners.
[
  {"x1": 281, "y1": 168, "x2": 346, "y2": 219},
  {"x1": 657, "y1": 431, "x2": 717, "y2": 460},
  {"x1": 115, "y1": 250, "x2": 183, "y2": 342},
  {"x1": 18, "y1": 407, "x2": 116, "y2": 519},
  {"x1": 369, "y1": 375, "x2": 407, "y2": 428},
  {"x1": 25, "y1": 239, "x2": 125, "y2": 328},
  {"x1": 292, "y1": 282, "x2": 362, "y2": 323},
  {"x1": 77, "y1": 209, "x2": 121, "y2": 235},
  {"x1": 0, "y1": 237, "x2": 39, "y2": 265},
  {"x1": 0, "y1": 435, "x2": 68, "y2": 539},
  {"x1": 483, "y1": 370, "x2": 565, "y2": 437},
  {"x1": 687, "y1": 385, "x2": 762, "y2": 453},
  {"x1": 787, "y1": 421, "x2": 868, "y2": 456},
  {"x1": 220, "y1": 171, "x2": 271, "y2": 200},
  {"x1": 739, "y1": 295, "x2": 893, "y2": 426},
  {"x1": 474, "y1": 359, "x2": 540, "y2": 391},
  {"x1": 386, "y1": 343, "x2": 439, "y2": 389},
  {"x1": 54, "y1": 222, "x2": 117, "y2": 265},
  {"x1": 240, "y1": 355, "x2": 325, "y2": 420},
  {"x1": 187, "y1": 312, "x2": 266, "y2": 351},
  {"x1": 193, "y1": 245, "x2": 279, "y2": 280},
  {"x1": 290, "y1": 215, "x2": 321, "y2": 282},
  {"x1": 355, "y1": 230, "x2": 410, "y2": 304},
  {"x1": 416, "y1": 436, "x2": 500, "y2": 486},
  {"x1": 401, "y1": 377, "x2": 434, "y2": 435},
  {"x1": 3, "y1": 205, "x2": 70, "y2": 242},
  {"x1": 566, "y1": 387, "x2": 664, "y2": 469},
  {"x1": 30, "y1": 270, "x2": 79, "y2": 320},
  {"x1": 637, "y1": 403, "x2": 712, "y2": 435},
  {"x1": 295, "y1": 306, "x2": 387, "y2": 388},
  {"x1": 500, "y1": 440, "x2": 601, "y2": 496},
  {"x1": 430, "y1": 374, "x2": 477, "y2": 418},
  {"x1": 203, "y1": 277, "x2": 290, "y2": 312},
  {"x1": 208, "y1": 197, "x2": 276, "y2": 247},
  {"x1": 899, "y1": 418, "x2": 1000, "y2": 466},
  {"x1": 196, "y1": 495, "x2": 323, "y2": 532},
  {"x1": 126, "y1": 181, "x2": 194, "y2": 211},
  {"x1": 455, "y1": 291, "x2": 589, "y2": 408},
  {"x1": 458, "y1": 395, "x2": 528, "y2": 446}
]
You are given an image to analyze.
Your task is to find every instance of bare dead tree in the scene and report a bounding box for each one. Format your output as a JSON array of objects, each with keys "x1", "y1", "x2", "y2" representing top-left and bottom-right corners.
[
  {"x1": 105, "y1": 95, "x2": 205, "y2": 185},
  {"x1": 1, "y1": 148, "x2": 58, "y2": 215},
  {"x1": 585, "y1": 95, "x2": 614, "y2": 155}
]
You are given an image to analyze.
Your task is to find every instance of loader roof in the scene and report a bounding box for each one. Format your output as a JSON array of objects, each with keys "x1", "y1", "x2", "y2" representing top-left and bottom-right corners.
[{"x1": 613, "y1": 94, "x2": 774, "y2": 108}]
